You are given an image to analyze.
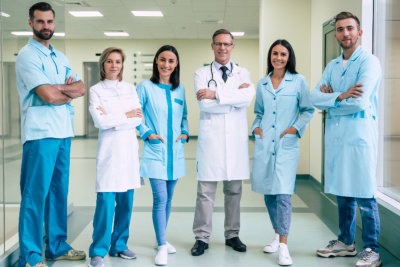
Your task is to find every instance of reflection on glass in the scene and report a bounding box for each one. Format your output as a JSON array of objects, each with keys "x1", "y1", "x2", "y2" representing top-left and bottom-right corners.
[
  {"x1": 0, "y1": 0, "x2": 66, "y2": 255},
  {"x1": 376, "y1": 0, "x2": 400, "y2": 202}
]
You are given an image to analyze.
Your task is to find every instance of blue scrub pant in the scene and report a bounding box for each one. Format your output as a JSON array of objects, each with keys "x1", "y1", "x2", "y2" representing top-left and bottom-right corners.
[
  {"x1": 89, "y1": 190, "x2": 134, "y2": 257},
  {"x1": 149, "y1": 178, "x2": 178, "y2": 246},
  {"x1": 18, "y1": 138, "x2": 72, "y2": 267},
  {"x1": 264, "y1": 194, "x2": 292, "y2": 236},
  {"x1": 337, "y1": 196, "x2": 380, "y2": 252}
]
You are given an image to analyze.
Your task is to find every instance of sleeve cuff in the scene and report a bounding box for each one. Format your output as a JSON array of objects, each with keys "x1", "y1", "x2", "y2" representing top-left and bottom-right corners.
[{"x1": 141, "y1": 129, "x2": 153, "y2": 140}]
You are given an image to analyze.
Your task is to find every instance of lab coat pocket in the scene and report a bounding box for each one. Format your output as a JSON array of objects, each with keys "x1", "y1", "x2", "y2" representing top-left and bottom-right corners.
[
  {"x1": 253, "y1": 135, "x2": 265, "y2": 162},
  {"x1": 282, "y1": 134, "x2": 298, "y2": 149},
  {"x1": 177, "y1": 140, "x2": 185, "y2": 159},
  {"x1": 143, "y1": 139, "x2": 164, "y2": 161}
]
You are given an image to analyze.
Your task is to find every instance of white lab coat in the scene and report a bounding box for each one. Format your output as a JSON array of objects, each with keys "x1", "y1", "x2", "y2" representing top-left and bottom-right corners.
[
  {"x1": 89, "y1": 80, "x2": 142, "y2": 192},
  {"x1": 194, "y1": 62, "x2": 255, "y2": 181}
]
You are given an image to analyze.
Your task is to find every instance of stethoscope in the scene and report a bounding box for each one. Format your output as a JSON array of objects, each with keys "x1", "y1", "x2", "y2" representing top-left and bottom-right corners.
[{"x1": 207, "y1": 62, "x2": 233, "y2": 88}]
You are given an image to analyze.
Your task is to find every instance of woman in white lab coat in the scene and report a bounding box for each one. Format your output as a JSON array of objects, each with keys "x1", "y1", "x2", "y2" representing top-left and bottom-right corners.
[
  {"x1": 136, "y1": 45, "x2": 188, "y2": 266},
  {"x1": 88, "y1": 47, "x2": 142, "y2": 267},
  {"x1": 252, "y1": 40, "x2": 314, "y2": 266}
]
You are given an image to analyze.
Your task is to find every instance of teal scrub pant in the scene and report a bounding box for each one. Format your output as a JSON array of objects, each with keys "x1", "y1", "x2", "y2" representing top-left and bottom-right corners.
[
  {"x1": 18, "y1": 138, "x2": 72, "y2": 267},
  {"x1": 89, "y1": 190, "x2": 134, "y2": 257}
]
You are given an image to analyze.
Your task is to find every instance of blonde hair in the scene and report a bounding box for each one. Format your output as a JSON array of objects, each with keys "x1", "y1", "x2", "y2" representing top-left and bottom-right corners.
[{"x1": 99, "y1": 47, "x2": 125, "y2": 81}]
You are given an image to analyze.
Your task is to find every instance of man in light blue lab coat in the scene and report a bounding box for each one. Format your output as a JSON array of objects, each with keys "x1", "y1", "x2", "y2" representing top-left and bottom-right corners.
[
  {"x1": 311, "y1": 11, "x2": 382, "y2": 267},
  {"x1": 16, "y1": 2, "x2": 86, "y2": 267}
]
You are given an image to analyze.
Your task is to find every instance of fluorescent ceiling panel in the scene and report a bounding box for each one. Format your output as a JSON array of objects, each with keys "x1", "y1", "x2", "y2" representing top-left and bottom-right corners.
[
  {"x1": 231, "y1": 32, "x2": 245, "y2": 36},
  {"x1": 11, "y1": 31, "x2": 33, "y2": 36},
  {"x1": 1, "y1": 12, "x2": 10, "y2": 17},
  {"x1": 69, "y1": 11, "x2": 103, "y2": 17},
  {"x1": 131, "y1": 11, "x2": 163, "y2": 17},
  {"x1": 104, "y1": 32, "x2": 130, "y2": 37}
]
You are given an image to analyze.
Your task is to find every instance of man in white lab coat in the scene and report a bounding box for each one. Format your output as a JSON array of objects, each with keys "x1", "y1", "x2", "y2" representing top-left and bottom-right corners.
[{"x1": 191, "y1": 29, "x2": 255, "y2": 256}]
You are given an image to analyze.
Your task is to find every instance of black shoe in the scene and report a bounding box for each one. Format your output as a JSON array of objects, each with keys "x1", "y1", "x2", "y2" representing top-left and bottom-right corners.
[
  {"x1": 225, "y1": 237, "x2": 247, "y2": 252},
  {"x1": 191, "y1": 240, "x2": 209, "y2": 256}
]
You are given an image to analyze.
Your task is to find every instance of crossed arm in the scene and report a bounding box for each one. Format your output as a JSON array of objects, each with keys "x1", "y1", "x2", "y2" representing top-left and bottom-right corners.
[{"x1": 35, "y1": 76, "x2": 85, "y2": 105}]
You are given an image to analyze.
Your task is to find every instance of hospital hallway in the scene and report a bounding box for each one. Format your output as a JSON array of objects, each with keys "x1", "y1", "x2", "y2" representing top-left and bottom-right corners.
[{"x1": 7, "y1": 138, "x2": 400, "y2": 267}]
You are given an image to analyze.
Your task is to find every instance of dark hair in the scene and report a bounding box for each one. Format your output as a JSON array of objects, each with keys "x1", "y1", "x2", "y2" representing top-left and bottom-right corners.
[
  {"x1": 334, "y1": 11, "x2": 360, "y2": 30},
  {"x1": 267, "y1": 39, "x2": 297, "y2": 75},
  {"x1": 212, "y1": 29, "x2": 234, "y2": 43},
  {"x1": 150, "y1": 45, "x2": 180, "y2": 90},
  {"x1": 29, "y1": 2, "x2": 55, "y2": 21},
  {"x1": 99, "y1": 47, "x2": 125, "y2": 81}
]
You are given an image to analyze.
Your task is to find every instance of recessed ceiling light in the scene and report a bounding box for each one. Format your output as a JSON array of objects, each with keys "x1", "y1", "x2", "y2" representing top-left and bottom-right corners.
[
  {"x1": 104, "y1": 31, "x2": 130, "y2": 37},
  {"x1": 11, "y1": 31, "x2": 65, "y2": 37},
  {"x1": 11, "y1": 31, "x2": 33, "y2": 36},
  {"x1": 69, "y1": 11, "x2": 103, "y2": 17},
  {"x1": 131, "y1": 11, "x2": 163, "y2": 17},
  {"x1": 232, "y1": 32, "x2": 245, "y2": 36},
  {"x1": 1, "y1": 12, "x2": 10, "y2": 17}
]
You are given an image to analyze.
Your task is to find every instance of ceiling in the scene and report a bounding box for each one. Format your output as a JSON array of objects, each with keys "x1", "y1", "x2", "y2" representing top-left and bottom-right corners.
[{"x1": 1, "y1": 0, "x2": 260, "y2": 39}]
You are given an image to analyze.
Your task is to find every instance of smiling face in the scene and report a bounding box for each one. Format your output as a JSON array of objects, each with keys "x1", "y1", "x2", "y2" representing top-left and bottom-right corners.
[
  {"x1": 104, "y1": 52, "x2": 123, "y2": 80},
  {"x1": 335, "y1": 18, "x2": 362, "y2": 51},
  {"x1": 29, "y1": 10, "x2": 55, "y2": 41},
  {"x1": 156, "y1": 51, "x2": 178, "y2": 82},
  {"x1": 270, "y1": 44, "x2": 289, "y2": 72},
  {"x1": 211, "y1": 33, "x2": 235, "y2": 65}
]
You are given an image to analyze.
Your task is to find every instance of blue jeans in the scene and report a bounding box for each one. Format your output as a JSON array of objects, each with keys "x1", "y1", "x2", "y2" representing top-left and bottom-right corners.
[
  {"x1": 89, "y1": 190, "x2": 134, "y2": 257},
  {"x1": 337, "y1": 196, "x2": 380, "y2": 252},
  {"x1": 264, "y1": 194, "x2": 292, "y2": 236},
  {"x1": 149, "y1": 178, "x2": 178, "y2": 246},
  {"x1": 19, "y1": 138, "x2": 72, "y2": 267}
]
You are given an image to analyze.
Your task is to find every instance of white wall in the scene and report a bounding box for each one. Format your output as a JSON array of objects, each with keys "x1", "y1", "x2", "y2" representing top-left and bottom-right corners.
[
  {"x1": 259, "y1": 0, "x2": 311, "y2": 174},
  {"x1": 309, "y1": 0, "x2": 362, "y2": 182}
]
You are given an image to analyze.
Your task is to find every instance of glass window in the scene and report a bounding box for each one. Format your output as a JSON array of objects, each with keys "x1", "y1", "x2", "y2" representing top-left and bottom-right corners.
[{"x1": 376, "y1": 0, "x2": 400, "y2": 202}]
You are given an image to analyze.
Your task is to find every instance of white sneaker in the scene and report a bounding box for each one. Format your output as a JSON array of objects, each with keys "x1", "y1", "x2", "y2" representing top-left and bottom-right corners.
[
  {"x1": 354, "y1": 248, "x2": 382, "y2": 267},
  {"x1": 166, "y1": 242, "x2": 176, "y2": 254},
  {"x1": 154, "y1": 241, "x2": 176, "y2": 254},
  {"x1": 155, "y1": 245, "x2": 168, "y2": 266},
  {"x1": 317, "y1": 240, "x2": 357, "y2": 257},
  {"x1": 263, "y1": 233, "x2": 279, "y2": 253},
  {"x1": 279, "y1": 243, "x2": 293, "y2": 266}
]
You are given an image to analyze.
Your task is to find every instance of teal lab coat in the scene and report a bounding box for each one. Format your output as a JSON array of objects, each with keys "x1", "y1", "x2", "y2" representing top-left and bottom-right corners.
[
  {"x1": 311, "y1": 46, "x2": 382, "y2": 198},
  {"x1": 252, "y1": 72, "x2": 314, "y2": 195},
  {"x1": 137, "y1": 80, "x2": 189, "y2": 180}
]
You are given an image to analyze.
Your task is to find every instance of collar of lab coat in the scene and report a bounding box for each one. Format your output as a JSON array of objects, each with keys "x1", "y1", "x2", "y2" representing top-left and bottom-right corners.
[
  {"x1": 334, "y1": 45, "x2": 362, "y2": 65},
  {"x1": 28, "y1": 37, "x2": 55, "y2": 57},
  {"x1": 261, "y1": 70, "x2": 294, "y2": 94}
]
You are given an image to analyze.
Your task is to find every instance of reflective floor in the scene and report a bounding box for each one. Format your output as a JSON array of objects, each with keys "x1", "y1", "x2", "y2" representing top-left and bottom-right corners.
[{"x1": 7, "y1": 139, "x2": 400, "y2": 266}]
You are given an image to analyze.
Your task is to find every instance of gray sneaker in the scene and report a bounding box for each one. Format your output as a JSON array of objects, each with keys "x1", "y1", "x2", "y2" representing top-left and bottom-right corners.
[
  {"x1": 88, "y1": 256, "x2": 104, "y2": 267},
  {"x1": 112, "y1": 248, "x2": 137, "y2": 259},
  {"x1": 317, "y1": 240, "x2": 357, "y2": 257},
  {"x1": 26, "y1": 262, "x2": 48, "y2": 267},
  {"x1": 354, "y1": 248, "x2": 382, "y2": 267}
]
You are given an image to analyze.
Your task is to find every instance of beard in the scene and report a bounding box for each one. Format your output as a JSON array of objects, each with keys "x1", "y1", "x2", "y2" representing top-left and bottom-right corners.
[
  {"x1": 33, "y1": 28, "x2": 54, "y2": 40},
  {"x1": 339, "y1": 38, "x2": 357, "y2": 50}
]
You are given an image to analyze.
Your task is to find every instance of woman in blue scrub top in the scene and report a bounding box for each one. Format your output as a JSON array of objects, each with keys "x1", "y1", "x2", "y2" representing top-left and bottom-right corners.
[
  {"x1": 136, "y1": 45, "x2": 188, "y2": 266},
  {"x1": 88, "y1": 47, "x2": 143, "y2": 267},
  {"x1": 251, "y1": 40, "x2": 314, "y2": 266}
]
